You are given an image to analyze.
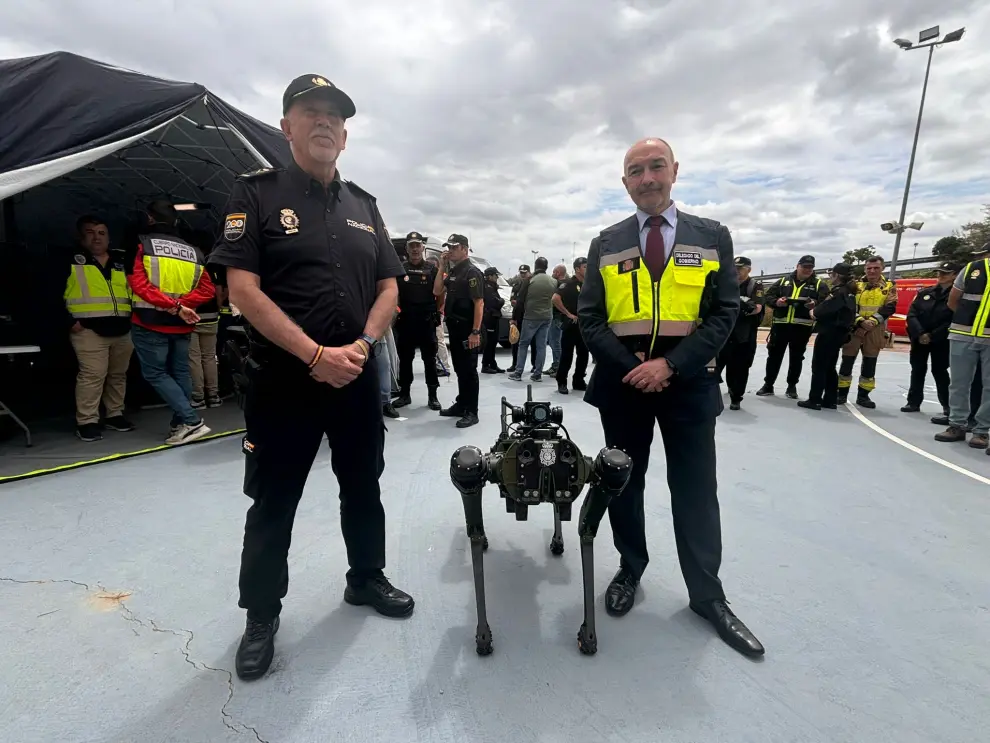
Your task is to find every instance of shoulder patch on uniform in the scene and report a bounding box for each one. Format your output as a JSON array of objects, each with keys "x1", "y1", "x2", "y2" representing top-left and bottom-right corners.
[
  {"x1": 469, "y1": 277, "x2": 478, "y2": 288},
  {"x1": 223, "y1": 213, "x2": 247, "y2": 242},
  {"x1": 237, "y1": 167, "x2": 280, "y2": 180},
  {"x1": 73, "y1": 253, "x2": 87, "y2": 265},
  {"x1": 343, "y1": 180, "x2": 376, "y2": 200}
]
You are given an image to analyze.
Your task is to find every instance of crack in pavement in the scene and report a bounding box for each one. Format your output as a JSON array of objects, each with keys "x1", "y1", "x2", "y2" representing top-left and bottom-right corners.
[{"x1": 1, "y1": 577, "x2": 269, "y2": 743}]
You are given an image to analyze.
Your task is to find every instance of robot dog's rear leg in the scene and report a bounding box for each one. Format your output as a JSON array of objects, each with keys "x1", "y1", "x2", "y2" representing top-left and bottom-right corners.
[
  {"x1": 576, "y1": 448, "x2": 633, "y2": 655},
  {"x1": 461, "y1": 489, "x2": 493, "y2": 656},
  {"x1": 550, "y1": 503, "x2": 564, "y2": 556}
]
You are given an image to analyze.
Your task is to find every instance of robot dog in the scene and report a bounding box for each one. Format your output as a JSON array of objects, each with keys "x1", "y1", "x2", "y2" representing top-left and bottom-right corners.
[{"x1": 449, "y1": 386, "x2": 632, "y2": 656}]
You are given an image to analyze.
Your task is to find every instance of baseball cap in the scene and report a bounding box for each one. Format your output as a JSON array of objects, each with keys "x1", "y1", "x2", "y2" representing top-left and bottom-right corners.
[
  {"x1": 443, "y1": 233, "x2": 469, "y2": 248},
  {"x1": 518, "y1": 264, "x2": 531, "y2": 272},
  {"x1": 734, "y1": 256, "x2": 752, "y2": 267},
  {"x1": 405, "y1": 231, "x2": 425, "y2": 244},
  {"x1": 798, "y1": 255, "x2": 815, "y2": 266},
  {"x1": 573, "y1": 256, "x2": 588, "y2": 269},
  {"x1": 483, "y1": 266, "x2": 500, "y2": 277},
  {"x1": 936, "y1": 261, "x2": 962, "y2": 273},
  {"x1": 282, "y1": 74, "x2": 356, "y2": 118},
  {"x1": 831, "y1": 262, "x2": 852, "y2": 277}
]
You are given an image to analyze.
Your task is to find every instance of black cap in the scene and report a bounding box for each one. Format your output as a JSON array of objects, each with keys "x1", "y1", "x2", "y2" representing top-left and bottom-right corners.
[
  {"x1": 798, "y1": 255, "x2": 815, "y2": 266},
  {"x1": 936, "y1": 261, "x2": 962, "y2": 273},
  {"x1": 573, "y1": 256, "x2": 588, "y2": 269},
  {"x1": 831, "y1": 262, "x2": 852, "y2": 277},
  {"x1": 734, "y1": 256, "x2": 752, "y2": 267},
  {"x1": 443, "y1": 233, "x2": 469, "y2": 248},
  {"x1": 405, "y1": 231, "x2": 425, "y2": 244},
  {"x1": 518, "y1": 264, "x2": 531, "y2": 272},
  {"x1": 282, "y1": 74, "x2": 356, "y2": 118},
  {"x1": 483, "y1": 266, "x2": 500, "y2": 277}
]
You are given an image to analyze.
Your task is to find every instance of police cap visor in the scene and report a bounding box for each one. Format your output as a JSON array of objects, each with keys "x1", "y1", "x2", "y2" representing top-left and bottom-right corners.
[{"x1": 283, "y1": 75, "x2": 356, "y2": 118}]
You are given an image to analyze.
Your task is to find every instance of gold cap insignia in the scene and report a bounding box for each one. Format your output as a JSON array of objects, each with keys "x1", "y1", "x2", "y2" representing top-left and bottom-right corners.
[{"x1": 312, "y1": 77, "x2": 330, "y2": 87}]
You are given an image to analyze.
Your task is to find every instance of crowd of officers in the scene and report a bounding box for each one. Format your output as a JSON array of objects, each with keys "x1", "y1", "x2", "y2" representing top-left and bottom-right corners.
[
  {"x1": 717, "y1": 248, "x2": 990, "y2": 453},
  {"x1": 62, "y1": 205, "x2": 234, "y2": 446}
]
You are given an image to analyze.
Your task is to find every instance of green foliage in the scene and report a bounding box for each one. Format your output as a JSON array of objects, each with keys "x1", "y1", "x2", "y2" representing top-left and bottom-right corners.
[{"x1": 932, "y1": 204, "x2": 990, "y2": 264}]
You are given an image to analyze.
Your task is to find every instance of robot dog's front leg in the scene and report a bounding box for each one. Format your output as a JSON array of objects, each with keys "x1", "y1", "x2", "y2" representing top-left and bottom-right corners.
[
  {"x1": 575, "y1": 447, "x2": 632, "y2": 655},
  {"x1": 450, "y1": 446, "x2": 494, "y2": 656},
  {"x1": 549, "y1": 503, "x2": 564, "y2": 556}
]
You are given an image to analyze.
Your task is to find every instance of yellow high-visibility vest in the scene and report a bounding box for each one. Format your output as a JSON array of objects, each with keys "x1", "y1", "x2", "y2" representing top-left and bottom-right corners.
[
  {"x1": 600, "y1": 245, "x2": 718, "y2": 357},
  {"x1": 949, "y1": 258, "x2": 990, "y2": 339},
  {"x1": 132, "y1": 233, "x2": 204, "y2": 327},
  {"x1": 64, "y1": 254, "x2": 132, "y2": 319},
  {"x1": 856, "y1": 279, "x2": 895, "y2": 323}
]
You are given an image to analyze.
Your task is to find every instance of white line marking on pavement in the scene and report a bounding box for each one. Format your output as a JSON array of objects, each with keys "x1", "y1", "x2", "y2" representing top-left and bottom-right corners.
[{"x1": 845, "y1": 403, "x2": 990, "y2": 486}]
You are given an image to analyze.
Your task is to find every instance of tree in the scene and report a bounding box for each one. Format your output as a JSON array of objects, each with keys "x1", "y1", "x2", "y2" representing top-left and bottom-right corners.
[
  {"x1": 841, "y1": 246, "x2": 875, "y2": 277},
  {"x1": 932, "y1": 235, "x2": 970, "y2": 264},
  {"x1": 960, "y1": 204, "x2": 990, "y2": 253}
]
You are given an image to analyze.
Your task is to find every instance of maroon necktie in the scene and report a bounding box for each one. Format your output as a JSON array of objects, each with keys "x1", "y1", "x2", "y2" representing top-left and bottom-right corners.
[{"x1": 644, "y1": 215, "x2": 666, "y2": 278}]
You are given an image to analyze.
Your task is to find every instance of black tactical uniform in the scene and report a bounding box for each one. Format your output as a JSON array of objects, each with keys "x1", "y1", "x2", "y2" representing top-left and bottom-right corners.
[
  {"x1": 799, "y1": 264, "x2": 857, "y2": 410},
  {"x1": 208, "y1": 73, "x2": 414, "y2": 682},
  {"x1": 554, "y1": 256, "x2": 589, "y2": 393},
  {"x1": 481, "y1": 266, "x2": 505, "y2": 373},
  {"x1": 903, "y1": 262, "x2": 960, "y2": 414},
  {"x1": 757, "y1": 255, "x2": 829, "y2": 398},
  {"x1": 439, "y1": 234, "x2": 484, "y2": 427},
  {"x1": 392, "y1": 231, "x2": 441, "y2": 410},
  {"x1": 715, "y1": 256, "x2": 765, "y2": 409}
]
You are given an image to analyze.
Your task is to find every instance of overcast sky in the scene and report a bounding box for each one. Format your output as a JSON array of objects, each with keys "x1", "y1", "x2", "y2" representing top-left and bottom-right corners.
[{"x1": 1, "y1": 0, "x2": 987, "y2": 274}]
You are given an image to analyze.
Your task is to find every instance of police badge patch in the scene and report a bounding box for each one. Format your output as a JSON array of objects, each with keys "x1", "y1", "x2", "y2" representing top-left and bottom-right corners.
[
  {"x1": 280, "y1": 208, "x2": 299, "y2": 235},
  {"x1": 224, "y1": 213, "x2": 247, "y2": 242},
  {"x1": 73, "y1": 254, "x2": 87, "y2": 265},
  {"x1": 539, "y1": 441, "x2": 556, "y2": 466}
]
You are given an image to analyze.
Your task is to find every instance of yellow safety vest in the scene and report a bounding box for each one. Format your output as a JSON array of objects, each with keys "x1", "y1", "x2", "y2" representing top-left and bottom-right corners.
[
  {"x1": 770, "y1": 276, "x2": 822, "y2": 326},
  {"x1": 856, "y1": 279, "x2": 895, "y2": 323},
  {"x1": 132, "y1": 233, "x2": 204, "y2": 327},
  {"x1": 600, "y1": 244, "x2": 719, "y2": 357},
  {"x1": 949, "y1": 258, "x2": 990, "y2": 339},
  {"x1": 64, "y1": 254, "x2": 132, "y2": 319}
]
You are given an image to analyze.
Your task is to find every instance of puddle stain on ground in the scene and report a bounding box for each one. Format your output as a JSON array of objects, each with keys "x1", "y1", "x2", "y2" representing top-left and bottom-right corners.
[{"x1": 86, "y1": 590, "x2": 134, "y2": 612}]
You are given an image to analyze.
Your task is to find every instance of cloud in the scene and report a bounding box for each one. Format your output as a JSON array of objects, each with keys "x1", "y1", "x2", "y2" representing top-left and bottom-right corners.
[{"x1": 1, "y1": 0, "x2": 988, "y2": 273}]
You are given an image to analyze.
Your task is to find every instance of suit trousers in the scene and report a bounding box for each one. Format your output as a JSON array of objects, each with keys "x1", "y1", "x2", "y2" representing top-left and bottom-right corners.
[
  {"x1": 600, "y1": 376, "x2": 725, "y2": 603},
  {"x1": 237, "y1": 360, "x2": 386, "y2": 622}
]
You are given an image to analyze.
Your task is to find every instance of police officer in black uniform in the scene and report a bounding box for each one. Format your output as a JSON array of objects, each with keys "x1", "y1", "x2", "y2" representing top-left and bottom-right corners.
[
  {"x1": 902, "y1": 262, "x2": 960, "y2": 415},
  {"x1": 433, "y1": 233, "x2": 484, "y2": 428},
  {"x1": 391, "y1": 231, "x2": 441, "y2": 410},
  {"x1": 481, "y1": 266, "x2": 505, "y2": 373},
  {"x1": 715, "y1": 256, "x2": 764, "y2": 410},
  {"x1": 208, "y1": 73, "x2": 413, "y2": 682}
]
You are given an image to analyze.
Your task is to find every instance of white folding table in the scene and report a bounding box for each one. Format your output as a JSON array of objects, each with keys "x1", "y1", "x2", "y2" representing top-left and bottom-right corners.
[{"x1": 0, "y1": 345, "x2": 41, "y2": 447}]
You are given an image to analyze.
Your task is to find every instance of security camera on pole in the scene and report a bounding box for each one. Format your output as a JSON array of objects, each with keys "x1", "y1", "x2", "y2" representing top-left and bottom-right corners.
[{"x1": 886, "y1": 24, "x2": 965, "y2": 282}]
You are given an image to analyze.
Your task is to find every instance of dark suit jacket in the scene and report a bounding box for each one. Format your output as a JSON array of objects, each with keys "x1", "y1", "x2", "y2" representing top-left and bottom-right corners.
[{"x1": 577, "y1": 210, "x2": 740, "y2": 410}]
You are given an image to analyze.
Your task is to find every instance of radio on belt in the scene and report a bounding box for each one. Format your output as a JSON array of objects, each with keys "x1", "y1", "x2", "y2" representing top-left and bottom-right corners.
[{"x1": 448, "y1": 385, "x2": 633, "y2": 656}]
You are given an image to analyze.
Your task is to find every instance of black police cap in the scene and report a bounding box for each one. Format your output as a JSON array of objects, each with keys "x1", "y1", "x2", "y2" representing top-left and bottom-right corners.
[
  {"x1": 798, "y1": 255, "x2": 815, "y2": 266},
  {"x1": 831, "y1": 262, "x2": 852, "y2": 277},
  {"x1": 443, "y1": 233, "x2": 469, "y2": 248},
  {"x1": 282, "y1": 74, "x2": 356, "y2": 118},
  {"x1": 734, "y1": 256, "x2": 752, "y2": 267},
  {"x1": 483, "y1": 266, "x2": 500, "y2": 276},
  {"x1": 936, "y1": 261, "x2": 962, "y2": 273},
  {"x1": 518, "y1": 264, "x2": 531, "y2": 272},
  {"x1": 406, "y1": 231, "x2": 425, "y2": 244},
  {"x1": 573, "y1": 256, "x2": 588, "y2": 269}
]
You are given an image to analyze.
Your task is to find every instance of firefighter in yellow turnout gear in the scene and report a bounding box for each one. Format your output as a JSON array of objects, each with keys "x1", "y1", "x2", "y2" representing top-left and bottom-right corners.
[{"x1": 837, "y1": 256, "x2": 897, "y2": 408}]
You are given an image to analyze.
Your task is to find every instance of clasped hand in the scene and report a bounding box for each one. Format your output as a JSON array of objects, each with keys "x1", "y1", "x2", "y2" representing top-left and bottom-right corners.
[
  {"x1": 623, "y1": 355, "x2": 673, "y2": 393},
  {"x1": 309, "y1": 343, "x2": 367, "y2": 388}
]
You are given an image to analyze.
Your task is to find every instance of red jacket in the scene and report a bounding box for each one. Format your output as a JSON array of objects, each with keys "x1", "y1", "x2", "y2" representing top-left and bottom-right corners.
[{"x1": 128, "y1": 245, "x2": 216, "y2": 334}]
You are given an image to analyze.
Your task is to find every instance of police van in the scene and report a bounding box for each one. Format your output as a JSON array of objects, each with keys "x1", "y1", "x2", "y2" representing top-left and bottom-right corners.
[{"x1": 390, "y1": 234, "x2": 514, "y2": 347}]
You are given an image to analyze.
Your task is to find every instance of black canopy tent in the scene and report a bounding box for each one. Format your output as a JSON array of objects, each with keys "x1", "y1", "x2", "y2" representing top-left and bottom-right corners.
[{"x1": 0, "y1": 50, "x2": 291, "y2": 422}]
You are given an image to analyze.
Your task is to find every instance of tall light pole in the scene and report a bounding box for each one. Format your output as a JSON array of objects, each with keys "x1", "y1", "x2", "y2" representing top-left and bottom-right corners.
[{"x1": 886, "y1": 25, "x2": 965, "y2": 282}]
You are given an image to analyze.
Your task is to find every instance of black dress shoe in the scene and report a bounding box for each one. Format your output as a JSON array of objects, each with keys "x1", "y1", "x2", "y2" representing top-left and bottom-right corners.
[
  {"x1": 797, "y1": 399, "x2": 821, "y2": 410},
  {"x1": 344, "y1": 575, "x2": 415, "y2": 618},
  {"x1": 604, "y1": 568, "x2": 639, "y2": 616},
  {"x1": 235, "y1": 615, "x2": 280, "y2": 681},
  {"x1": 392, "y1": 394, "x2": 412, "y2": 409},
  {"x1": 785, "y1": 385, "x2": 798, "y2": 399},
  {"x1": 439, "y1": 404, "x2": 464, "y2": 417},
  {"x1": 571, "y1": 379, "x2": 587, "y2": 391},
  {"x1": 383, "y1": 404, "x2": 401, "y2": 419},
  {"x1": 689, "y1": 599, "x2": 765, "y2": 658},
  {"x1": 456, "y1": 412, "x2": 479, "y2": 428}
]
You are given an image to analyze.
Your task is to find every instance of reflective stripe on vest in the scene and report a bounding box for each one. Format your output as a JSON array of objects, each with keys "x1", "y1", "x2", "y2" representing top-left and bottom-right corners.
[
  {"x1": 949, "y1": 258, "x2": 990, "y2": 338},
  {"x1": 64, "y1": 263, "x2": 132, "y2": 318},
  {"x1": 599, "y1": 244, "x2": 719, "y2": 356},
  {"x1": 772, "y1": 276, "x2": 820, "y2": 326},
  {"x1": 132, "y1": 235, "x2": 204, "y2": 326},
  {"x1": 856, "y1": 280, "x2": 893, "y2": 321}
]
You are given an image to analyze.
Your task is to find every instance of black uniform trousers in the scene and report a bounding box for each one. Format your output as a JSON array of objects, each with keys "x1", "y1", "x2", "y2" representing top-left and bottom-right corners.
[
  {"x1": 600, "y1": 374, "x2": 725, "y2": 603},
  {"x1": 807, "y1": 330, "x2": 846, "y2": 406},
  {"x1": 447, "y1": 317, "x2": 481, "y2": 415},
  {"x1": 555, "y1": 321, "x2": 588, "y2": 386},
  {"x1": 716, "y1": 338, "x2": 757, "y2": 402},
  {"x1": 238, "y1": 359, "x2": 386, "y2": 622},
  {"x1": 481, "y1": 315, "x2": 500, "y2": 369},
  {"x1": 764, "y1": 323, "x2": 813, "y2": 387},
  {"x1": 395, "y1": 312, "x2": 439, "y2": 394},
  {"x1": 907, "y1": 340, "x2": 949, "y2": 409}
]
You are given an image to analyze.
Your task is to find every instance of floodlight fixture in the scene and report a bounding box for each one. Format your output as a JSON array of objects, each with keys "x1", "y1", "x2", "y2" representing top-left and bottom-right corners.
[
  {"x1": 893, "y1": 38, "x2": 913, "y2": 49},
  {"x1": 941, "y1": 27, "x2": 965, "y2": 43},
  {"x1": 919, "y1": 25, "x2": 939, "y2": 43}
]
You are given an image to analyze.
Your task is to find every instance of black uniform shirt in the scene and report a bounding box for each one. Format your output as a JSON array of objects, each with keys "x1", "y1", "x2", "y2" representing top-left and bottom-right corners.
[
  {"x1": 208, "y1": 161, "x2": 404, "y2": 348},
  {"x1": 443, "y1": 259, "x2": 485, "y2": 325},
  {"x1": 397, "y1": 259, "x2": 438, "y2": 314},
  {"x1": 556, "y1": 276, "x2": 582, "y2": 316}
]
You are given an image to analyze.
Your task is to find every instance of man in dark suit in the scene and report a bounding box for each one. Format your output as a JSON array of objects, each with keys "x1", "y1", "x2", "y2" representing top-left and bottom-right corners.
[{"x1": 577, "y1": 137, "x2": 764, "y2": 657}]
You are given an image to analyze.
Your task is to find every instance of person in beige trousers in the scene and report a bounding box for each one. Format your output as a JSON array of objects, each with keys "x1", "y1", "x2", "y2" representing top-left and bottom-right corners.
[
  {"x1": 64, "y1": 216, "x2": 136, "y2": 442},
  {"x1": 188, "y1": 280, "x2": 225, "y2": 409}
]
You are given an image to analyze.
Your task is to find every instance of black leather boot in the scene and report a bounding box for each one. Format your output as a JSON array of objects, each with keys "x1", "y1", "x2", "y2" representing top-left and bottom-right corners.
[
  {"x1": 427, "y1": 387, "x2": 441, "y2": 411},
  {"x1": 235, "y1": 615, "x2": 280, "y2": 681},
  {"x1": 344, "y1": 575, "x2": 415, "y2": 618}
]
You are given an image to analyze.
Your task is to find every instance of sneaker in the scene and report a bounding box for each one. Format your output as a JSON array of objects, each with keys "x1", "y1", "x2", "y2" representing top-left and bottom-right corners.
[
  {"x1": 507, "y1": 372, "x2": 523, "y2": 381},
  {"x1": 75, "y1": 423, "x2": 103, "y2": 442},
  {"x1": 103, "y1": 416, "x2": 135, "y2": 432},
  {"x1": 755, "y1": 385, "x2": 773, "y2": 397},
  {"x1": 165, "y1": 420, "x2": 211, "y2": 445},
  {"x1": 190, "y1": 398, "x2": 206, "y2": 410},
  {"x1": 530, "y1": 373, "x2": 542, "y2": 382},
  {"x1": 206, "y1": 396, "x2": 223, "y2": 408}
]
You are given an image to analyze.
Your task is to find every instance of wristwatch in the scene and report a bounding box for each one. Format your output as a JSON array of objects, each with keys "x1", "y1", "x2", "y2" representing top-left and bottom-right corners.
[
  {"x1": 470, "y1": 329, "x2": 481, "y2": 336},
  {"x1": 359, "y1": 333, "x2": 377, "y2": 348}
]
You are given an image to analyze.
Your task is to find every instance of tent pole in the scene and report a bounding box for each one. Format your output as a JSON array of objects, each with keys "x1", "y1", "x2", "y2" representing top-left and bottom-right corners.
[{"x1": 204, "y1": 94, "x2": 273, "y2": 169}]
